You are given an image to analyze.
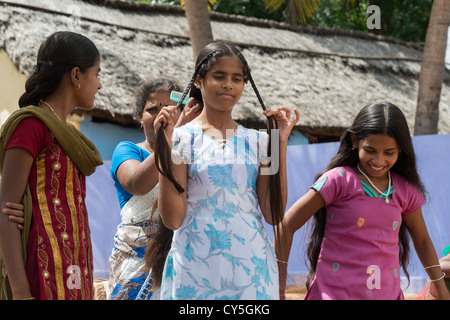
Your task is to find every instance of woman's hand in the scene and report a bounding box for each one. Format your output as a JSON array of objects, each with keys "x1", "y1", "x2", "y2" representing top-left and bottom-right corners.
[
  {"x1": 154, "y1": 105, "x2": 180, "y2": 143},
  {"x1": 2, "y1": 202, "x2": 24, "y2": 230},
  {"x1": 263, "y1": 107, "x2": 300, "y2": 144}
]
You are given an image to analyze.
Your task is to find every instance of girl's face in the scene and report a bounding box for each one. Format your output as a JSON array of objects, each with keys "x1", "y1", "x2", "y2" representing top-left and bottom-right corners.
[
  {"x1": 196, "y1": 55, "x2": 245, "y2": 113},
  {"x1": 75, "y1": 58, "x2": 102, "y2": 109},
  {"x1": 354, "y1": 134, "x2": 400, "y2": 180},
  {"x1": 141, "y1": 91, "x2": 180, "y2": 144}
]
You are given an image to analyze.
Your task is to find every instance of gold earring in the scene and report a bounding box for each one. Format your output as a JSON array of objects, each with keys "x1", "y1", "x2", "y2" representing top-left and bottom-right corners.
[{"x1": 76, "y1": 84, "x2": 81, "y2": 89}]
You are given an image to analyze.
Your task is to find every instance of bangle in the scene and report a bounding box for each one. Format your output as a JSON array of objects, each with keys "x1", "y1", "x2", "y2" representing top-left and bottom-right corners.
[
  {"x1": 424, "y1": 264, "x2": 440, "y2": 270},
  {"x1": 21, "y1": 297, "x2": 36, "y2": 300},
  {"x1": 276, "y1": 259, "x2": 288, "y2": 264},
  {"x1": 428, "y1": 272, "x2": 446, "y2": 282}
]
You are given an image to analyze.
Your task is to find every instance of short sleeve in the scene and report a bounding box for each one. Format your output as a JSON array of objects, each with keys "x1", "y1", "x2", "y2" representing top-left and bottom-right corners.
[
  {"x1": 5, "y1": 117, "x2": 52, "y2": 158},
  {"x1": 110, "y1": 141, "x2": 149, "y2": 179},
  {"x1": 311, "y1": 167, "x2": 348, "y2": 206},
  {"x1": 401, "y1": 181, "x2": 425, "y2": 216},
  {"x1": 110, "y1": 141, "x2": 150, "y2": 208},
  {"x1": 171, "y1": 127, "x2": 192, "y2": 164}
]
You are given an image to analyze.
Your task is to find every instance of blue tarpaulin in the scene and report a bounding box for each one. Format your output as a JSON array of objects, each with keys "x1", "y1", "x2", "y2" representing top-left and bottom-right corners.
[{"x1": 86, "y1": 134, "x2": 450, "y2": 295}]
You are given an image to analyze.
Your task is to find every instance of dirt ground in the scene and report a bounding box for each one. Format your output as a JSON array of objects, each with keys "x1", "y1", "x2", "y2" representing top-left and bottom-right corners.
[
  {"x1": 285, "y1": 286, "x2": 418, "y2": 300},
  {"x1": 93, "y1": 281, "x2": 418, "y2": 300}
]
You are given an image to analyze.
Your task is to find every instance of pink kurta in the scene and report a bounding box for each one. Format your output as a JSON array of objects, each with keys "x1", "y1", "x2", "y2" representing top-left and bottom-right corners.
[{"x1": 306, "y1": 166, "x2": 424, "y2": 300}]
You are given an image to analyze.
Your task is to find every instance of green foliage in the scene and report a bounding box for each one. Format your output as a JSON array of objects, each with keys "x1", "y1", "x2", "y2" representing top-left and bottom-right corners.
[
  {"x1": 309, "y1": 0, "x2": 432, "y2": 42},
  {"x1": 264, "y1": 0, "x2": 322, "y2": 25},
  {"x1": 213, "y1": 0, "x2": 285, "y2": 21},
  {"x1": 136, "y1": 0, "x2": 432, "y2": 42},
  {"x1": 309, "y1": 0, "x2": 369, "y2": 31},
  {"x1": 386, "y1": 0, "x2": 433, "y2": 42}
]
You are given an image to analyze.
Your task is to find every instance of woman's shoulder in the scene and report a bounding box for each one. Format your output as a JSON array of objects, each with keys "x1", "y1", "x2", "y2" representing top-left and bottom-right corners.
[
  {"x1": 14, "y1": 116, "x2": 50, "y2": 133},
  {"x1": 112, "y1": 141, "x2": 141, "y2": 155},
  {"x1": 111, "y1": 141, "x2": 148, "y2": 169},
  {"x1": 5, "y1": 116, "x2": 53, "y2": 157}
]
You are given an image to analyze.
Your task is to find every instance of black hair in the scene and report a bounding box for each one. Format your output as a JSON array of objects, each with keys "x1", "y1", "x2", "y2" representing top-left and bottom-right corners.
[
  {"x1": 19, "y1": 31, "x2": 100, "y2": 108},
  {"x1": 306, "y1": 101, "x2": 425, "y2": 289},
  {"x1": 134, "y1": 78, "x2": 182, "y2": 121}
]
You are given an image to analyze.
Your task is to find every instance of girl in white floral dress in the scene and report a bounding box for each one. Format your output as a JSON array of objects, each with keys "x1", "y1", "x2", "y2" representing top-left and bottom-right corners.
[{"x1": 152, "y1": 42, "x2": 299, "y2": 300}]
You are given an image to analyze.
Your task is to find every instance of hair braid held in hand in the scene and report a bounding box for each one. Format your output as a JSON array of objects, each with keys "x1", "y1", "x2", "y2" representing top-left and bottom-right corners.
[{"x1": 154, "y1": 50, "x2": 219, "y2": 194}]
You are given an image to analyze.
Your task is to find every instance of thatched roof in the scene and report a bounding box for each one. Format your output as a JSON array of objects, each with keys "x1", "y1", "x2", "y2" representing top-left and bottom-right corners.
[{"x1": 2, "y1": 0, "x2": 449, "y2": 137}]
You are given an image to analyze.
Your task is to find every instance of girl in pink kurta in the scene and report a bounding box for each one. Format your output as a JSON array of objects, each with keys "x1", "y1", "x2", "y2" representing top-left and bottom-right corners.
[
  {"x1": 306, "y1": 166, "x2": 423, "y2": 299},
  {"x1": 277, "y1": 102, "x2": 450, "y2": 300}
]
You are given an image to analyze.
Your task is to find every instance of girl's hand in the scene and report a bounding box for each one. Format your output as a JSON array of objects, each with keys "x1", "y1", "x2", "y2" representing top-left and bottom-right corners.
[
  {"x1": 176, "y1": 98, "x2": 203, "y2": 127},
  {"x1": 3, "y1": 202, "x2": 25, "y2": 230},
  {"x1": 263, "y1": 107, "x2": 300, "y2": 143}
]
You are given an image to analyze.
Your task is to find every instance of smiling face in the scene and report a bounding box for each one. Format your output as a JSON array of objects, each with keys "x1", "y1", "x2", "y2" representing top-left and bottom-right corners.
[
  {"x1": 353, "y1": 133, "x2": 400, "y2": 181},
  {"x1": 195, "y1": 55, "x2": 246, "y2": 113}
]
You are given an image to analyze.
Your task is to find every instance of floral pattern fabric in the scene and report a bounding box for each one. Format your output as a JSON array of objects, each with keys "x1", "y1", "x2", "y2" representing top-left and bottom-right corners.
[
  {"x1": 160, "y1": 122, "x2": 279, "y2": 300},
  {"x1": 107, "y1": 186, "x2": 160, "y2": 300}
]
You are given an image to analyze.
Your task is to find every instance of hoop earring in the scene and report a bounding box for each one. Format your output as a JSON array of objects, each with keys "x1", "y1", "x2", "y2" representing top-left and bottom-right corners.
[{"x1": 76, "y1": 84, "x2": 81, "y2": 89}]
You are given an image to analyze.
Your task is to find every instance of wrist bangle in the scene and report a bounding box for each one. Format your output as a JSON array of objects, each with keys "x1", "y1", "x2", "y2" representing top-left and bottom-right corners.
[
  {"x1": 276, "y1": 259, "x2": 287, "y2": 264},
  {"x1": 428, "y1": 272, "x2": 446, "y2": 282},
  {"x1": 424, "y1": 264, "x2": 440, "y2": 270},
  {"x1": 21, "y1": 297, "x2": 36, "y2": 300}
]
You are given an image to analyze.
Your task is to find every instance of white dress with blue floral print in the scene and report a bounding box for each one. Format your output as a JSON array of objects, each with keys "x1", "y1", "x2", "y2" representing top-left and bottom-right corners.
[{"x1": 160, "y1": 122, "x2": 279, "y2": 300}]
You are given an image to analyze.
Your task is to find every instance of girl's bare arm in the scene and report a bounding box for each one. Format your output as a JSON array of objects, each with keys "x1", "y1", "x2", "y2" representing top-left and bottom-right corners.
[{"x1": 0, "y1": 148, "x2": 34, "y2": 299}]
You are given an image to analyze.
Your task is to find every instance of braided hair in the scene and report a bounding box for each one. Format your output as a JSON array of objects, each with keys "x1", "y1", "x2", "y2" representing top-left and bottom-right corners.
[{"x1": 155, "y1": 40, "x2": 283, "y2": 227}]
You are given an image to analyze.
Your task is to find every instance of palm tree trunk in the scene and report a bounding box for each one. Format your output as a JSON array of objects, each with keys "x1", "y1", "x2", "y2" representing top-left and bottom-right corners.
[
  {"x1": 414, "y1": 0, "x2": 450, "y2": 135},
  {"x1": 184, "y1": 0, "x2": 214, "y2": 61}
]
